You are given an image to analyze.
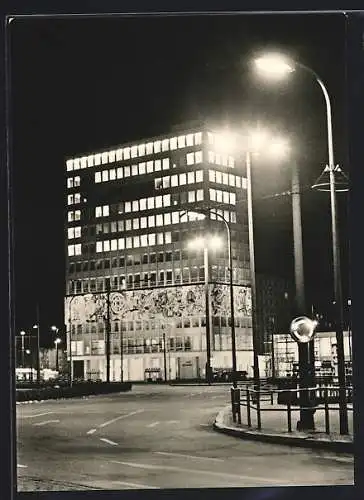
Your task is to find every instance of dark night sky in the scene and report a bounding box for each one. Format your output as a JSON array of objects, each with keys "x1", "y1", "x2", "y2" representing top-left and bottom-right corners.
[{"x1": 9, "y1": 13, "x2": 350, "y2": 344}]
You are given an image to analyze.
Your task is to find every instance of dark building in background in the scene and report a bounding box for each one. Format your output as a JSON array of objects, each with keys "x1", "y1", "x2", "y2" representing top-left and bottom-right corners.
[{"x1": 64, "y1": 123, "x2": 258, "y2": 381}]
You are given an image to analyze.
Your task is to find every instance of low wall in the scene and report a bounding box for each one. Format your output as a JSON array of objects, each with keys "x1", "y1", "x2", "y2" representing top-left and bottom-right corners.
[{"x1": 16, "y1": 382, "x2": 132, "y2": 402}]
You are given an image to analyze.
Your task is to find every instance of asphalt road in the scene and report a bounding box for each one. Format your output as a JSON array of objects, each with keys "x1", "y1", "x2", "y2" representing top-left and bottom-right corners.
[{"x1": 16, "y1": 384, "x2": 354, "y2": 491}]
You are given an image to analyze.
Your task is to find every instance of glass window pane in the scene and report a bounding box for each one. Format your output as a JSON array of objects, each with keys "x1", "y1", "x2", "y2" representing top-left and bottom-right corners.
[
  {"x1": 171, "y1": 174, "x2": 178, "y2": 187},
  {"x1": 186, "y1": 133, "x2": 194, "y2": 146},
  {"x1": 124, "y1": 166, "x2": 130, "y2": 177},
  {"x1": 178, "y1": 135, "x2": 186, "y2": 148},
  {"x1": 140, "y1": 198, "x2": 147, "y2": 211},
  {"x1": 148, "y1": 215, "x2": 155, "y2": 227},
  {"x1": 186, "y1": 153, "x2": 194, "y2": 165},
  {"x1": 110, "y1": 169, "x2": 116, "y2": 180},
  {"x1": 154, "y1": 140, "x2": 161, "y2": 153},
  {"x1": 147, "y1": 161, "x2": 154, "y2": 173},
  {"x1": 162, "y1": 139, "x2": 169, "y2": 151},
  {"x1": 132, "y1": 164, "x2": 138, "y2": 176},
  {"x1": 138, "y1": 144, "x2": 145, "y2": 156},
  {"x1": 164, "y1": 213, "x2": 171, "y2": 225},
  {"x1": 147, "y1": 197, "x2": 155, "y2": 209},
  {"x1": 180, "y1": 173, "x2": 187, "y2": 185},
  {"x1": 95, "y1": 172, "x2": 102, "y2": 183},
  {"x1": 117, "y1": 167, "x2": 123, "y2": 179},
  {"x1": 163, "y1": 194, "x2": 171, "y2": 207},
  {"x1": 195, "y1": 151, "x2": 203, "y2": 163},
  {"x1": 187, "y1": 171, "x2": 195, "y2": 184},
  {"x1": 139, "y1": 162, "x2": 146, "y2": 175},
  {"x1": 170, "y1": 137, "x2": 177, "y2": 150},
  {"x1": 162, "y1": 158, "x2": 170, "y2": 170},
  {"x1": 123, "y1": 147, "x2": 130, "y2": 160}
]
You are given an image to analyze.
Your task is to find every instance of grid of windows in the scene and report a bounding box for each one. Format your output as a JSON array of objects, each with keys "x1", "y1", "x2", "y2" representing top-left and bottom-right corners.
[
  {"x1": 68, "y1": 227, "x2": 81, "y2": 239},
  {"x1": 95, "y1": 231, "x2": 172, "y2": 253},
  {"x1": 209, "y1": 170, "x2": 247, "y2": 189},
  {"x1": 66, "y1": 132, "x2": 203, "y2": 171},
  {"x1": 68, "y1": 244, "x2": 82, "y2": 256},
  {"x1": 208, "y1": 151, "x2": 235, "y2": 168},
  {"x1": 68, "y1": 210, "x2": 81, "y2": 222},
  {"x1": 154, "y1": 170, "x2": 204, "y2": 190},
  {"x1": 67, "y1": 176, "x2": 81, "y2": 188},
  {"x1": 209, "y1": 188, "x2": 236, "y2": 205},
  {"x1": 95, "y1": 157, "x2": 171, "y2": 183},
  {"x1": 95, "y1": 205, "x2": 110, "y2": 217},
  {"x1": 67, "y1": 193, "x2": 81, "y2": 205}
]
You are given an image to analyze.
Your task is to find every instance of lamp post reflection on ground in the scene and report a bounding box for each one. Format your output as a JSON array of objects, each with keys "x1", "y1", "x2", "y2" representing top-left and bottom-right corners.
[{"x1": 254, "y1": 52, "x2": 349, "y2": 434}]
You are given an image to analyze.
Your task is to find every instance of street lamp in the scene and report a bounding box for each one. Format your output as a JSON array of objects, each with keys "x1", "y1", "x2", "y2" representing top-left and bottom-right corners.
[
  {"x1": 32, "y1": 323, "x2": 41, "y2": 385},
  {"x1": 20, "y1": 330, "x2": 26, "y2": 368},
  {"x1": 54, "y1": 338, "x2": 61, "y2": 372},
  {"x1": 255, "y1": 52, "x2": 349, "y2": 434}
]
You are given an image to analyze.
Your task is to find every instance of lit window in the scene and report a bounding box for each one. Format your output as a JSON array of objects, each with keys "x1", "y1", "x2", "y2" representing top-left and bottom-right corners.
[
  {"x1": 75, "y1": 210, "x2": 81, "y2": 220},
  {"x1": 171, "y1": 174, "x2": 178, "y2": 187},
  {"x1": 228, "y1": 156, "x2": 235, "y2": 168},
  {"x1": 172, "y1": 212, "x2": 179, "y2": 224},
  {"x1": 157, "y1": 233, "x2": 164, "y2": 245},
  {"x1": 209, "y1": 170, "x2": 215, "y2": 182},
  {"x1": 154, "y1": 140, "x2": 161, "y2": 153},
  {"x1": 165, "y1": 231, "x2": 172, "y2": 244},
  {"x1": 124, "y1": 147, "x2": 130, "y2": 160},
  {"x1": 216, "y1": 171, "x2": 222, "y2": 184},
  {"x1": 242, "y1": 177, "x2": 248, "y2": 189},
  {"x1": 140, "y1": 198, "x2": 147, "y2": 211},
  {"x1": 75, "y1": 193, "x2": 81, "y2": 204},
  {"x1": 187, "y1": 171, "x2": 195, "y2": 184},
  {"x1": 231, "y1": 212, "x2": 237, "y2": 223},
  {"x1": 131, "y1": 145, "x2": 138, "y2": 158},
  {"x1": 68, "y1": 228, "x2": 74, "y2": 239},
  {"x1": 188, "y1": 191, "x2": 196, "y2": 203},
  {"x1": 148, "y1": 233, "x2": 156, "y2": 246},
  {"x1": 215, "y1": 153, "x2": 221, "y2": 165},
  {"x1": 208, "y1": 132, "x2": 214, "y2": 145},
  {"x1": 86, "y1": 155, "x2": 94, "y2": 168},
  {"x1": 147, "y1": 197, "x2": 155, "y2": 209},
  {"x1": 67, "y1": 178, "x2": 74, "y2": 188},
  {"x1": 116, "y1": 149, "x2": 123, "y2": 161},
  {"x1": 229, "y1": 174, "x2": 235, "y2": 186},
  {"x1": 148, "y1": 215, "x2": 155, "y2": 227},
  {"x1": 117, "y1": 167, "x2": 123, "y2": 179},
  {"x1": 162, "y1": 139, "x2": 169, "y2": 152},
  {"x1": 103, "y1": 205, "x2": 109, "y2": 217},
  {"x1": 110, "y1": 169, "x2": 116, "y2": 181},
  {"x1": 179, "y1": 173, "x2": 186, "y2": 186},
  {"x1": 178, "y1": 135, "x2": 186, "y2": 148},
  {"x1": 197, "y1": 189, "x2": 204, "y2": 201},
  {"x1": 108, "y1": 151, "x2": 116, "y2": 163},
  {"x1": 74, "y1": 226, "x2": 81, "y2": 238},
  {"x1": 94, "y1": 172, "x2": 101, "y2": 183},
  {"x1": 162, "y1": 158, "x2": 170, "y2": 170},
  {"x1": 125, "y1": 219, "x2": 132, "y2": 231},
  {"x1": 141, "y1": 217, "x2": 147, "y2": 228},
  {"x1": 68, "y1": 245, "x2": 75, "y2": 256},
  {"x1": 111, "y1": 239, "x2": 118, "y2": 251},
  {"x1": 186, "y1": 133, "x2": 194, "y2": 146},
  {"x1": 223, "y1": 173, "x2": 229, "y2": 185},
  {"x1": 164, "y1": 213, "x2": 171, "y2": 225},
  {"x1": 131, "y1": 164, "x2": 138, "y2": 176},
  {"x1": 194, "y1": 132, "x2": 202, "y2": 145},
  {"x1": 141, "y1": 234, "x2": 148, "y2": 246},
  {"x1": 208, "y1": 151, "x2": 215, "y2": 163},
  {"x1": 138, "y1": 144, "x2": 146, "y2": 156},
  {"x1": 163, "y1": 176, "x2": 170, "y2": 189},
  {"x1": 96, "y1": 241, "x2": 103, "y2": 253},
  {"x1": 230, "y1": 192, "x2": 236, "y2": 205},
  {"x1": 101, "y1": 152, "x2": 108, "y2": 164},
  {"x1": 118, "y1": 220, "x2": 124, "y2": 231},
  {"x1": 126, "y1": 237, "x2": 132, "y2": 249},
  {"x1": 156, "y1": 214, "x2": 163, "y2": 226},
  {"x1": 68, "y1": 211, "x2": 74, "y2": 222},
  {"x1": 222, "y1": 155, "x2": 228, "y2": 167},
  {"x1": 94, "y1": 154, "x2": 101, "y2": 166},
  {"x1": 103, "y1": 240, "x2": 110, "y2": 252},
  {"x1": 163, "y1": 194, "x2": 171, "y2": 207},
  {"x1": 118, "y1": 238, "x2": 125, "y2": 250},
  {"x1": 195, "y1": 151, "x2": 203, "y2": 164},
  {"x1": 210, "y1": 189, "x2": 216, "y2": 202},
  {"x1": 102, "y1": 170, "x2": 109, "y2": 182},
  {"x1": 132, "y1": 200, "x2": 139, "y2": 212},
  {"x1": 216, "y1": 190, "x2": 223, "y2": 203},
  {"x1": 66, "y1": 159, "x2": 74, "y2": 172},
  {"x1": 133, "y1": 218, "x2": 140, "y2": 230},
  {"x1": 186, "y1": 152, "x2": 194, "y2": 165},
  {"x1": 170, "y1": 137, "x2": 177, "y2": 150},
  {"x1": 73, "y1": 159, "x2": 80, "y2": 170},
  {"x1": 139, "y1": 162, "x2": 146, "y2": 175},
  {"x1": 125, "y1": 202, "x2": 131, "y2": 213},
  {"x1": 146, "y1": 142, "x2": 153, "y2": 155},
  {"x1": 124, "y1": 166, "x2": 130, "y2": 177},
  {"x1": 196, "y1": 170, "x2": 203, "y2": 183},
  {"x1": 154, "y1": 160, "x2": 161, "y2": 172},
  {"x1": 236, "y1": 176, "x2": 241, "y2": 188},
  {"x1": 146, "y1": 161, "x2": 153, "y2": 173},
  {"x1": 67, "y1": 194, "x2": 74, "y2": 205},
  {"x1": 155, "y1": 196, "x2": 163, "y2": 208},
  {"x1": 133, "y1": 236, "x2": 140, "y2": 248}
]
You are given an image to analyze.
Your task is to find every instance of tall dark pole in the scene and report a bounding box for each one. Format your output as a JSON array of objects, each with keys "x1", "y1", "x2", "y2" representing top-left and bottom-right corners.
[
  {"x1": 120, "y1": 327, "x2": 124, "y2": 382},
  {"x1": 246, "y1": 151, "x2": 260, "y2": 390},
  {"x1": 36, "y1": 304, "x2": 41, "y2": 386},
  {"x1": 270, "y1": 317, "x2": 275, "y2": 380},
  {"x1": 21, "y1": 334, "x2": 25, "y2": 368},
  {"x1": 292, "y1": 160, "x2": 315, "y2": 430},
  {"x1": 204, "y1": 245, "x2": 212, "y2": 384},
  {"x1": 55, "y1": 343, "x2": 59, "y2": 372},
  {"x1": 163, "y1": 331, "x2": 167, "y2": 382},
  {"x1": 329, "y1": 167, "x2": 349, "y2": 434},
  {"x1": 105, "y1": 281, "x2": 111, "y2": 383}
]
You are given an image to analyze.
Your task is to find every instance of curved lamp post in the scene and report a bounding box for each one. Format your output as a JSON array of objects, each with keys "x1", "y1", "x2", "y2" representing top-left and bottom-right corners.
[{"x1": 255, "y1": 53, "x2": 349, "y2": 434}]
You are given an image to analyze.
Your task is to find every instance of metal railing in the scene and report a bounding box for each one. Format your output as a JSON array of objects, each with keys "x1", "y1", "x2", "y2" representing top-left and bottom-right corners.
[{"x1": 230, "y1": 384, "x2": 353, "y2": 435}]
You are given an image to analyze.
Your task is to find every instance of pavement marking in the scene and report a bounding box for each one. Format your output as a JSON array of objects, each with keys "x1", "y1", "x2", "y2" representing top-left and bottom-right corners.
[
  {"x1": 17, "y1": 464, "x2": 28, "y2": 468},
  {"x1": 108, "y1": 460, "x2": 287, "y2": 484},
  {"x1": 98, "y1": 409, "x2": 144, "y2": 429},
  {"x1": 166, "y1": 420, "x2": 180, "y2": 425},
  {"x1": 33, "y1": 419, "x2": 60, "y2": 426},
  {"x1": 113, "y1": 481, "x2": 159, "y2": 489},
  {"x1": 21, "y1": 412, "x2": 54, "y2": 419},
  {"x1": 146, "y1": 421, "x2": 160, "y2": 428},
  {"x1": 87, "y1": 429, "x2": 97, "y2": 435},
  {"x1": 100, "y1": 438, "x2": 118, "y2": 446},
  {"x1": 155, "y1": 451, "x2": 224, "y2": 462}
]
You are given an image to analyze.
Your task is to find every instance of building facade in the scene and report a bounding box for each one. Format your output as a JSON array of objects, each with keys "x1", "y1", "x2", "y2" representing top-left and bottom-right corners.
[{"x1": 64, "y1": 124, "x2": 254, "y2": 381}]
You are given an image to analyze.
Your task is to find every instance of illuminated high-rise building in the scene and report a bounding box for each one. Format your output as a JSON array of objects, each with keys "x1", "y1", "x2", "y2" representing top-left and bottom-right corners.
[{"x1": 64, "y1": 123, "x2": 254, "y2": 381}]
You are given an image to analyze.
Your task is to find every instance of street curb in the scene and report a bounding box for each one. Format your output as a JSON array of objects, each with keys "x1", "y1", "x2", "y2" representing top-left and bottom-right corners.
[{"x1": 213, "y1": 407, "x2": 354, "y2": 454}]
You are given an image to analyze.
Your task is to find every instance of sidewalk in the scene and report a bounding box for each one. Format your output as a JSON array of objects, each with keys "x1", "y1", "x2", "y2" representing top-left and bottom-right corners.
[{"x1": 214, "y1": 400, "x2": 354, "y2": 453}]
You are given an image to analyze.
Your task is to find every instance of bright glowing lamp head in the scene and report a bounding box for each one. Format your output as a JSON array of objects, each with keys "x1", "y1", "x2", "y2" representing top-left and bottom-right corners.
[
  {"x1": 20, "y1": 330, "x2": 26, "y2": 336},
  {"x1": 208, "y1": 235, "x2": 223, "y2": 250},
  {"x1": 54, "y1": 338, "x2": 61, "y2": 345},
  {"x1": 51, "y1": 325, "x2": 58, "y2": 332},
  {"x1": 255, "y1": 54, "x2": 295, "y2": 79},
  {"x1": 268, "y1": 138, "x2": 290, "y2": 160},
  {"x1": 32, "y1": 324, "x2": 38, "y2": 329},
  {"x1": 188, "y1": 236, "x2": 205, "y2": 250},
  {"x1": 214, "y1": 131, "x2": 238, "y2": 154},
  {"x1": 249, "y1": 128, "x2": 269, "y2": 152}
]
